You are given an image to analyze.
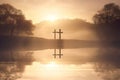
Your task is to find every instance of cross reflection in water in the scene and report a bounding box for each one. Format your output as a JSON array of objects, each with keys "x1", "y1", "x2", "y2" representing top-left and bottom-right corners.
[{"x1": 53, "y1": 48, "x2": 63, "y2": 58}]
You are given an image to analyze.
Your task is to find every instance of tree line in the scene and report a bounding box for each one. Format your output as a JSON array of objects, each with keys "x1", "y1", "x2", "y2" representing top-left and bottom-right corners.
[
  {"x1": 0, "y1": 4, "x2": 34, "y2": 36},
  {"x1": 93, "y1": 3, "x2": 120, "y2": 41},
  {"x1": 0, "y1": 3, "x2": 120, "y2": 41}
]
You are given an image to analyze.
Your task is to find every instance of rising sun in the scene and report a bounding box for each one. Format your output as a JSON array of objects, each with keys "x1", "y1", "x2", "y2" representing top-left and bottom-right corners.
[{"x1": 46, "y1": 15, "x2": 57, "y2": 22}]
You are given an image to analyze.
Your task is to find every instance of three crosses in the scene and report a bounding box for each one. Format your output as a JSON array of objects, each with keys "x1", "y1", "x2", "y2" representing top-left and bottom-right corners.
[{"x1": 53, "y1": 29, "x2": 63, "y2": 58}]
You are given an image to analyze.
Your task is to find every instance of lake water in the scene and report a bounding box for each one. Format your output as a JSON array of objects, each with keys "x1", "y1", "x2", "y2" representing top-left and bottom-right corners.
[{"x1": 0, "y1": 47, "x2": 120, "y2": 80}]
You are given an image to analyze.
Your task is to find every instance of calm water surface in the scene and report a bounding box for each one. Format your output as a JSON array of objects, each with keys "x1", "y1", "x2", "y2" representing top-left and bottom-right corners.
[{"x1": 0, "y1": 48, "x2": 120, "y2": 80}]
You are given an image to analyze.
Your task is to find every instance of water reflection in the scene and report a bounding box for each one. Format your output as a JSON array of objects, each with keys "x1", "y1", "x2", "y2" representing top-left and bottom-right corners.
[
  {"x1": 20, "y1": 62, "x2": 97, "y2": 80},
  {"x1": 33, "y1": 48, "x2": 97, "y2": 64},
  {"x1": 94, "y1": 47, "x2": 120, "y2": 80},
  {"x1": 0, "y1": 51, "x2": 34, "y2": 80},
  {"x1": 0, "y1": 47, "x2": 120, "y2": 80}
]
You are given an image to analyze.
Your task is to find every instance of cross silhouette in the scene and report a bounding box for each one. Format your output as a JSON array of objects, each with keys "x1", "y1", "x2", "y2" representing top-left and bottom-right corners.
[{"x1": 53, "y1": 29, "x2": 63, "y2": 40}]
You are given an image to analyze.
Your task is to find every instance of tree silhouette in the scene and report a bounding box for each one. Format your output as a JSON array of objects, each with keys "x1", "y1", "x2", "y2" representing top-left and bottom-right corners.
[
  {"x1": 93, "y1": 3, "x2": 120, "y2": 24},
  {"x1": 93, "y1": 3, "x2": 120, "y2": 41},
  {"x1": 0, "y1": 4, "x2": 35, "y2": 36}
]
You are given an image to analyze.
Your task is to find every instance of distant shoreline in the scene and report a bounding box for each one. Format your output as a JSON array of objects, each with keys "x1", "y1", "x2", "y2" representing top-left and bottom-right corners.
[{"x1": 0, "y1": 36, "x2": 120, "y2": 51}]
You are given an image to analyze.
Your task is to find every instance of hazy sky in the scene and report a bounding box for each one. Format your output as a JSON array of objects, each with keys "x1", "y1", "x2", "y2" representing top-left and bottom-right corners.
[{"x1": 1, "y1": 0, "x2": 120, "y2": 23}]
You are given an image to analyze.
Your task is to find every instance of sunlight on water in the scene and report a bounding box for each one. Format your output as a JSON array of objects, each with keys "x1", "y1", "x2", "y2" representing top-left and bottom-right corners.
[
  {"x1": 33, "y1": 48, "x2": 98, "y2": 64},
  {"x1": 18, "y1": 61, "x2": 101, "y2": 80},
  {"x1": 15, "y1": 48, "x2": 102, "y2": 80},
  {"x1": 46, "y1": 61, "x2": 58, "y2": 68}
]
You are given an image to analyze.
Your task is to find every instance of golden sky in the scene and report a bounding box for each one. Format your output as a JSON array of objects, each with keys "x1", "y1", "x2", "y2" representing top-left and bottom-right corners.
[{"x1": 1, "y1": 0, "x2": 120, "y2": 23}]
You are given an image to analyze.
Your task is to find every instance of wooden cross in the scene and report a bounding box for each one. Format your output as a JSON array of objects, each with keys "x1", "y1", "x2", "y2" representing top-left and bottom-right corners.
[
  {"x1": 53, "y1": 29, "x2": 56, "y2": 39},
  {"x1": 53, "y1": 29, "x2": 63, "y2": 40},
  {"x1": 56, "y1": 29, "x2": 63, "y2": 40}
]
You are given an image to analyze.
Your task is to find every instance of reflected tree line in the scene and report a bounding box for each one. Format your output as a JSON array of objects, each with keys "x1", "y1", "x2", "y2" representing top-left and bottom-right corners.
[
  {"x1": 0, "y1": 51, "x2": 34, "y2": 80},
  {"x1": 93, "y1": 47, "x2": 120, "y2": 80}
]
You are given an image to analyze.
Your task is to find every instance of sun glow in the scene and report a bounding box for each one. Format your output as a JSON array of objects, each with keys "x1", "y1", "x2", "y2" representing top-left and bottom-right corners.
[
  {"x1": 46, "y1": 15, "x2": 57, "y2": 22},
  {"x1": 46, "y1": 61, "x2": 58, "y2": 68}
]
